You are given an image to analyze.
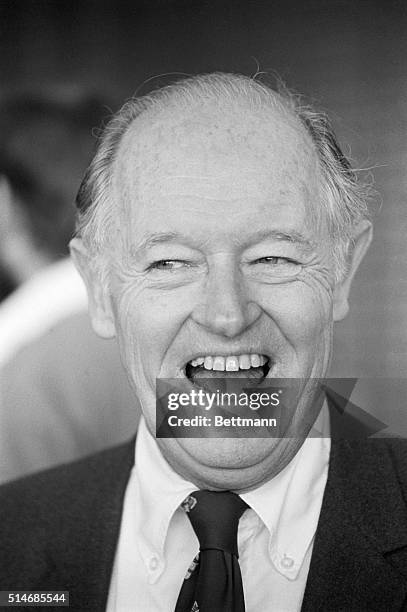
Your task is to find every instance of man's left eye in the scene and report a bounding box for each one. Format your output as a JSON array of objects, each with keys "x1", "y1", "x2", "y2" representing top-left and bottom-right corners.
[
  {"x1": 249, "y1": 256, "x2": 301, "y2": 279},
  {"x1": 253, "y1": 256, "x2": 299, "y2": 266}
]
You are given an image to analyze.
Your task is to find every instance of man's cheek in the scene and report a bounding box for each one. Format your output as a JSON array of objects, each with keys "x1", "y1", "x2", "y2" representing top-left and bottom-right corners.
[
  {"x1": 286, "y1": 278, "x2": 333, "y2": 322},
  {"x1": 118, "y1": 292, "x2": 194, "y2": 372},
  {"x1": 263, "y1": 285, "x2": 331, "y2": 344},
  {"x1": 258, "y1": 282, "x2": 323, "y2": 320}
]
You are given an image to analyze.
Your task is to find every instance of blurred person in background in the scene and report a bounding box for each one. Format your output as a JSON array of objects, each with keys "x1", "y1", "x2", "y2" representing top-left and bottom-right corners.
[{"x1": 0, "y1": 89, "x2": 137, "y2": 483}]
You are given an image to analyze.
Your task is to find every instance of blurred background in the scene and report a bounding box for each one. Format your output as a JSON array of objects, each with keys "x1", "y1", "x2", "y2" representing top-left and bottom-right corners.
[{"x1": 0, "y1": 0, "x2": 406, "y2": 480}]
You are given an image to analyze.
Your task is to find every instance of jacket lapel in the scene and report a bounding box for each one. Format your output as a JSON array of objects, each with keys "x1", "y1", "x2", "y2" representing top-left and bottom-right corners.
[
  {"x1": 302, "y1": 438, "x2": 407, "y2": 611},
  {"x1": 45, "y1": 439, "x2": 135, "y2": 610}
]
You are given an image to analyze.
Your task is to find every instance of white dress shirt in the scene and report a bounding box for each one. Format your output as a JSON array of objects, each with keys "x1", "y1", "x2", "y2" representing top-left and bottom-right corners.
[{"x1": 107, "y1": 411, "x2": 330, "y2": 612}]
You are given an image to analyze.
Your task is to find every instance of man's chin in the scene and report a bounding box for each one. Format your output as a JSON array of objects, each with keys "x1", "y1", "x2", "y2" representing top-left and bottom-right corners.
[{"x1": 156, "y1": 436, "x2": 302, "y2": 491}]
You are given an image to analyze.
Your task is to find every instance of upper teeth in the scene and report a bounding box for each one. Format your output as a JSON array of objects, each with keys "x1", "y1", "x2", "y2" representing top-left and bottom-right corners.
[{"x1": 189, "y1": 353, "x2": 267, "y2": 372}]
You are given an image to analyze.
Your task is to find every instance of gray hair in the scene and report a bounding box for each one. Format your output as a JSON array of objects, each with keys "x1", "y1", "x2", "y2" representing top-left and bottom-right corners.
[{"x1": 75, "y1": 72, "x2": 372, "y2": 279}]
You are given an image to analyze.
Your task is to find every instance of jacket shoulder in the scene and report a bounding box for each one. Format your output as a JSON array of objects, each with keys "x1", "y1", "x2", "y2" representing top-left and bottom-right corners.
[
  {"x1": 0, "y1": 439, "x2": 134, "y2": 511},
  {"x1": 0, "y1": 440, "x2": 135, "y2": 590}
]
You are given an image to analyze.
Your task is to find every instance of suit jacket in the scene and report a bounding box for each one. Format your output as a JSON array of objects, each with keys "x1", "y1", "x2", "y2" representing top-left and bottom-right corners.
[{"x1": 1, "y1": 425, "x2": 407, "y2": 611}]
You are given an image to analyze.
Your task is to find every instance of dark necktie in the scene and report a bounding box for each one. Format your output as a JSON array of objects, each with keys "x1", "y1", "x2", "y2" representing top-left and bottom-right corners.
[{"x1": 175, "y1": 490, "x2": 248, "y2": 612}]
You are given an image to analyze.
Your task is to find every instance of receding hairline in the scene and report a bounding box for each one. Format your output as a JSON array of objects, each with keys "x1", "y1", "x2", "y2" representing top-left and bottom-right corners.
[
  {"x1": 120, "y1": 78, "x2": 310, "y2": 147},
  {"x1": 111, "y1": 82, "x2": 317, "y2": 197}
]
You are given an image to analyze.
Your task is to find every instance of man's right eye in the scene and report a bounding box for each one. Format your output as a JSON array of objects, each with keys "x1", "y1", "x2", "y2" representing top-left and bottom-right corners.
[{"x1": 148, "y1": 260, "x2": 189, "y2": 271}]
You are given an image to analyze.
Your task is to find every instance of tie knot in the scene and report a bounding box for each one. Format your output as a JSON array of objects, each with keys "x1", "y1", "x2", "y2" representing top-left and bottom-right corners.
[{"x1": 182, "y1": 490, "x2": 248, "y2": 557}]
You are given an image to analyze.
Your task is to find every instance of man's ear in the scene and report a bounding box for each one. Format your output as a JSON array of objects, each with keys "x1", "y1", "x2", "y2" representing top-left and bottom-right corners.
[
  {"x1": 69, "y1": 237, "x2": 116, "y2": 338},
  {"x1": 333, "y1": 220, "x2": 373, "y2": 321}
]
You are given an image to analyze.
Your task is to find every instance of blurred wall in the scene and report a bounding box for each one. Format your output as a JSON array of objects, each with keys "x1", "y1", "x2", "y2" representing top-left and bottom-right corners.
[{"x1": 1, "y1": 0, "x2": 406, "y2": 426}]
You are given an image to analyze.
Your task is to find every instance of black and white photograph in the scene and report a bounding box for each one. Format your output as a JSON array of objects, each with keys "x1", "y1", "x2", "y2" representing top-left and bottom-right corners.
[{"x1": 0, "y1": 1, "x2": 406, "y2": 610}]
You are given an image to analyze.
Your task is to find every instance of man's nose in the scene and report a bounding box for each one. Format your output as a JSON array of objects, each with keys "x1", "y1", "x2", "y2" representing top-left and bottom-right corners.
[{"x1": 191, "y1": 262, "x2": 261, "y2": 338}]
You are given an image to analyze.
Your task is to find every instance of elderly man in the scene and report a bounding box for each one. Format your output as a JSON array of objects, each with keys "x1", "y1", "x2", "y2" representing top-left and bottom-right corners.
[{"x1": 1, "y1": 73, "x2": 406, "y2": 612}]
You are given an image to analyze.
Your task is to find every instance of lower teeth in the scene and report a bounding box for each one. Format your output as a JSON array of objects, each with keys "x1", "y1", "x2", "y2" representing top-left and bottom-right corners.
[{"x1": 186, "y1": 363, "x2": 269, "y2": 382}]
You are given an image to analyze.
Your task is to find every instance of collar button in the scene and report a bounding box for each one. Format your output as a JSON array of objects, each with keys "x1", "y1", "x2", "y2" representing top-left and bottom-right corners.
[
  {"x1": 149, "y1": 555, "x2": 159, "y2": 571},
  {"x1": 281, "y1": 555, "x2": 294, "y2": 569}
]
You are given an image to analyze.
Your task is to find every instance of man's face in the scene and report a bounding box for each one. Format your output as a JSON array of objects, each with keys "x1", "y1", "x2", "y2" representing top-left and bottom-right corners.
[{"x1": 105, "y1": 100, "x2": 338, "y2": 490}]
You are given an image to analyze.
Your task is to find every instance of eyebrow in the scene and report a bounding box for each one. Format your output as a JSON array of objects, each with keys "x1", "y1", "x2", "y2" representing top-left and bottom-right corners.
[
  {"x1": 131, "y1": 232, "x2": 196, "y2": 255},
  {"x1": 244, "y1": 229, "x2": 316, "y2": 252},
  {"x1": 132, "y1": 229, "x2": 316, "y2": 255}
]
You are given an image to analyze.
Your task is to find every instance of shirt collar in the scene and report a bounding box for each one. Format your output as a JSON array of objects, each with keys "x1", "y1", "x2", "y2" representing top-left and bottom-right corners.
[
  {"x1": 240, "y1": 402, "x2": 331, "y2": 579},
  {"x1": 134, "y1": 418, "x2": 196, "y2": 565},
  {"x1": 134, "y1": 404, "x2": 330, "y2": 579}
]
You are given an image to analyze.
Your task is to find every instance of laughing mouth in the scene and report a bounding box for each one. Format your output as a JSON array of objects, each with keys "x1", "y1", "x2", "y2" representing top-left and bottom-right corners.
[{"x1": 185, "y1": 353, "x2": 271, "y2": 384}]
